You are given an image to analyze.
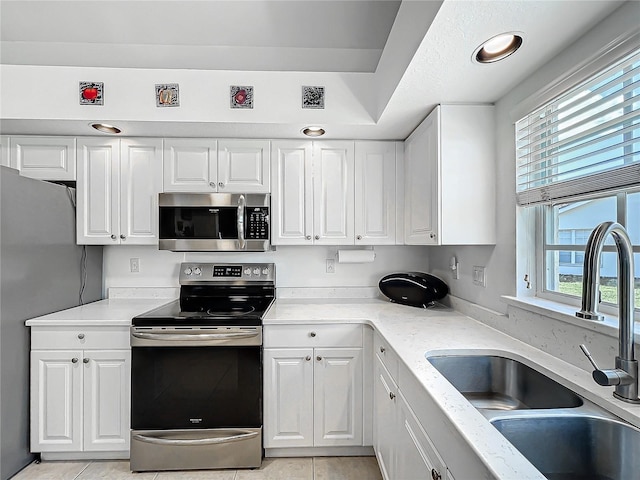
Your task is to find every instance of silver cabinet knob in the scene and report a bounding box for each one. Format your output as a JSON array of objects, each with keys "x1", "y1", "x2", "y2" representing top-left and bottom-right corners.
[
  {"x1": 71, "y1": 358, "x2": 78, "y2": 364},
  {"x1": 218, "y1": 182, "x2": 224, "y2": 188},
  {"x1": 78, "y1": 333, "x2": 85, "y2": 340},
  {"x1": 356, "y1": 235, "x2": 362, "y2": 240},
  {"x1": 316, "y1": 356, "x2": 322, "y2": 362},
  {"x1": 431, "y1": 468, "x2": 442, "y2": 480},
  {"x1": 309, "y1": 332, "x2": 316, "y2": 338},
  {"x1": 110, "y1": 234, "x2": 117, "y2": 240},
  {"x1": 379, "y1": 346, "x2": 385, "y2": 353},
  {"x1": 389, "y1": 392, "x2": 396, "y2": 400},
  {"x1": 315, "y1": 235, "x2": 320, "y2": 240},
  {"x1": 306, "y1": 235, "x2": 312, "y2": 240},
  {"x1": 209, "y1": 182, "x2": 216, "y2": 187},
  {"x1": 429, "y1": 233, "x2": 436, "y2": 239},
  {"x1": 305, "y1": 356, "x2": 312, "y2": 361},
  {"x1": 83, "y1": 358, "x2": 89, "y2": 364},
  {"x1": 120, "y1": 234, "x2": 126, "y2": 240}
]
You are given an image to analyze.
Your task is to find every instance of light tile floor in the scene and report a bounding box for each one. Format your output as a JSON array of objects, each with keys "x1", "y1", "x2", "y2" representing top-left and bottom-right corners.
[{"x1": 10, "y1": 457, "x2": 383, "y2": 480}]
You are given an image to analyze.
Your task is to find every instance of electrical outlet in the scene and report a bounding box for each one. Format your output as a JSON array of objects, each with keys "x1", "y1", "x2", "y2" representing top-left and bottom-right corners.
[
  {"x1": 472, "y1": 266, "x2": 486, "y2": 287},
  {"x1": 130, "y1": 257, "x2": 140, "y2": 273},
  {"x1": 326, "y1": 259, "x2": 335, "y2": 273}
]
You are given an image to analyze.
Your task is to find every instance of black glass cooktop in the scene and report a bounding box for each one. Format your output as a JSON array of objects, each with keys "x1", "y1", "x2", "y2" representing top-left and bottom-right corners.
[{"x1": 132, "y1": 295, "x2": 274, "y2": 327}]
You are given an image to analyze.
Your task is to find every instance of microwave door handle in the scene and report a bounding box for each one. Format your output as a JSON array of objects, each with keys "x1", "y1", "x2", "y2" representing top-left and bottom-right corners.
[{"x1": 237, "y1": 194, "x2": 246, "y2": 249}]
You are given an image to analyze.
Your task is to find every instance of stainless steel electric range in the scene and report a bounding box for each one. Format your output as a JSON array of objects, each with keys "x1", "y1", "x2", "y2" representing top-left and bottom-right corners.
[{"x1": 129, "y1": 262, "x2": 275, "y2": 472}]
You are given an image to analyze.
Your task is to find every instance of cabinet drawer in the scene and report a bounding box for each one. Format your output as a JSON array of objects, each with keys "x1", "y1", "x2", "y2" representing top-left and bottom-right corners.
[
  {"x1": 374, "y1": 331, "x2": 399, "y2": 380},
  {"x1": 31, "y1": 326, "x2": 129, "y2": 350},
  {"x1": 264, "y1": 324, "x2": 362, "y2": 348}
]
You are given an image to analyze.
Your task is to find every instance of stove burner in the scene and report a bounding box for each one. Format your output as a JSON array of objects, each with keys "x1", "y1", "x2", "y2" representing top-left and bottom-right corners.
[{"x1": 206, "y1": 305, "x2": 256, "y2": 317}]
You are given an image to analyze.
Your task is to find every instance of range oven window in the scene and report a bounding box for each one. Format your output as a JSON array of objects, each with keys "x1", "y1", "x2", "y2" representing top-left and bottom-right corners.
[
  {"x1": 159, "y1": 207, "x2": 238, "y2": 239},
  {"x1": 131, "y1": 346, "x2": 262, "y2": 430}
]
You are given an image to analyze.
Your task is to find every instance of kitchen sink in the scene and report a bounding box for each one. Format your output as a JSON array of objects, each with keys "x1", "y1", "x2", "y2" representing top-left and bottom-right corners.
[
  {"x1": 490, "y1": 415, "x2": 640, "y2": 480},
  {"x1": 426, "y1": 355, "x2": 583, "y2": 410}
]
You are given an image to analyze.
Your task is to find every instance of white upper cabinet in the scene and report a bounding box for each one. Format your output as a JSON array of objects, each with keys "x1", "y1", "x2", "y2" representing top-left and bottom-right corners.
[
  {"x1": 271, "y1": 141, "x2": 314, "y2": 245},
  {"x1": 119, "y1": 139, "x2": 163, "y2": 244},
  {"x1": 77, "y1": 138, "x2": 162, "y2": 245},
  {"x1": 271, "y1": 140, "x2": 355, "y2": 245},
  {"x1": 163, "y1": 139, "x2": 270, "y2": 193},
  {"x1": 218, "y1": 140, "x2": 270, "y2": 193},
  {"x1": 312, "y1": 141, "x2": 355, "y2": 245},
  {"x1": 163, "y1": 138, "x2": 218, "y2": 192},
  {"x1": 404, "y1": 104, "x2": 496, "y2": 245},
  {"x1": 9, "y1": 136, "x2": 76, "y2": 181},
  {"x1": 0, "y1": 136, "x2": 9, "y2": 167},
  {"x1": 355, "y1": 141, "x2": 398, "y2": 245}
]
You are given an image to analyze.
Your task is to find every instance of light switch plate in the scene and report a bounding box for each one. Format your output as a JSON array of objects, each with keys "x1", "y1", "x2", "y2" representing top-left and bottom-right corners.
[
  {"x1": 472, "y1": 266, "x2": 486, "y2": 287},
  {"x1": 326, "y1": 259, "x2": 335, "y2": 273},
  {"x1": 130, "y1": 257, "x2": 140, "y2": 273}
]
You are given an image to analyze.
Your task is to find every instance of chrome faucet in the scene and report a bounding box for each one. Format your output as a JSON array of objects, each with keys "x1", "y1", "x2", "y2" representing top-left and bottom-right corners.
[{"x1": 577, "y1": 221, "x2": 640, "y2": 404}]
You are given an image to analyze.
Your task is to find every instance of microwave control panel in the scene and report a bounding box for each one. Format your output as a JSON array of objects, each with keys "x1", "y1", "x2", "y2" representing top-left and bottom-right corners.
[{"x1": 247, "y1": 207, "x2": 269, "y2": 239}]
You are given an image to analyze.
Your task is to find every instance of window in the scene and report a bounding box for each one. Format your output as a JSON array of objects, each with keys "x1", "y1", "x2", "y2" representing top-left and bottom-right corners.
[{"x1": 516, "y1": 46, "x2": 640, "y2": 316}]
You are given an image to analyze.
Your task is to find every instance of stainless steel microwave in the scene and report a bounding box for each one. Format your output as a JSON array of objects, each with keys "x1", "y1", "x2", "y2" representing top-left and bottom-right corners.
[{"x1": 158, "y1": 193, "x2": 270, "y2": 252}]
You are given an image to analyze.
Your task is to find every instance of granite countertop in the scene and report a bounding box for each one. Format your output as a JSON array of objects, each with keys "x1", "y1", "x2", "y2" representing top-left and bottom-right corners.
[
  {"x1": 264, "y1": 297, "x2": 640, "y2": 480},
  {"x1": 25, "y1": 298, "x2": 173, "y2": 326}
]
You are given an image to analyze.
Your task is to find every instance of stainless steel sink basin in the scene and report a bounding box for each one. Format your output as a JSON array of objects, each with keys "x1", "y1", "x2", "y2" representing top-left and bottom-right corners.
[
  {"x1": 427, "y1": 355, "x2": 583, "y2": 410},
  {"x1": 491, "y1": 415, "x2": 640, "y2": 480}
]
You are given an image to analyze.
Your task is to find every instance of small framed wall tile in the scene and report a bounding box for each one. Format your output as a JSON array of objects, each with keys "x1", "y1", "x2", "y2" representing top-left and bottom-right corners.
[
  {"x1": 156, "y1": 83, "x2": 180, "y2": 107},
  {"x1": 230, "y1": 86, "x2": 253, "y2": 109},
  {"x1": 302, "y1": 86, "x2": 325, "y2": 109},
  {"x1": 79, "y1": 81, "x2": 103, "y2": 105}
]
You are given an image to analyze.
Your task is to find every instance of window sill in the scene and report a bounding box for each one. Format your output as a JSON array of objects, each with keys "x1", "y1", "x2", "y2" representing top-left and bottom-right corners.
[{"x1": 501, "y1": 295, "x2": 640, "y2": 344}]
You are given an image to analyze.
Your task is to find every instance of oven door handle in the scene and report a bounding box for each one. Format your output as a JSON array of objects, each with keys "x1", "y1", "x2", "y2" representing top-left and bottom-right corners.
[
  {"x1": 132, "y1": 430, "x2": 259, "y2": 446},
  {"x1": 237, "y1": 194, "x2": 246, "y2": 250},
  {"x1": 131, "y1": 331, "x2": 260, "y2": 341}
]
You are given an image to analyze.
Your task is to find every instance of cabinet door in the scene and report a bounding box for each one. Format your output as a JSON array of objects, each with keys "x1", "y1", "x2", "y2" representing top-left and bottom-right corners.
[
  {"x1": 312, "y1": 141, "x2": 355, "y2": 245},
  {"x1": 10, "y1": 136, "x2": 76, "y2": 181},
  {"x1": 355, "y1": 141, "x2": 396, "y2": 245},
  {"x1": 374, "y1": 354, "x2": 397, "y2": 480},
  {"x1": 1, "y1": 135, "x2": 10, "y2": 167},
  {"x1": 263, "y1": 348, "x2": 314, "y2": 448},
  {"x1": 218, "y1": 140, "x2": 270, "y2": 193},
  {"x1": 30, "y1": 351, "x2": 82, "y2": 452},
  {"x1": 83, "y1": 350, "x2": 131, "y2": 451},
  {"x1": 314, "y1": 348, "x2": 363, "y2": 447},
  {"x1": 404, "y1": 107, "x2": 439, "y2": 245},
  {"x1": 77, "y1": 138, "x2": 120, "y2": 244},
  {"x1": 120, "y1": 139, "x2": 163, "y2": 245},
  {"x1": 396, "y1": 390, "x2": 447, "y2": 480},
  {"x1": 270, "y1": 141, "x2": 314, "y2": 245},
  {"x1": 163, "y1": 138, "x2": 217, "y2": 192}
]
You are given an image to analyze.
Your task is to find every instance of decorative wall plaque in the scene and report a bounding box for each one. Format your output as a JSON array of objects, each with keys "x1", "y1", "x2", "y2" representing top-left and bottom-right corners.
[
  {"x1": 79, "y1": 81, "x2": 103, "y2": 105},
  {"x1": 230, "y1": 86, "x2": 253, "y2": 109},
  {"x1": 156, "y1": 83, "x2": 180, "y2": 107},
  {"x1": 302, "y1": 86, "x2": 325, "y2": 109}
]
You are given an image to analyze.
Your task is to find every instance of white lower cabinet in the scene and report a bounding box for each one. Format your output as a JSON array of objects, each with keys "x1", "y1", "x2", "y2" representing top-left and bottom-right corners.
[
  {"x1": 263, "y1": 324, "x2": 364, "y2": 449},
  {"x1": 30, "y1": 327, "x2": 130, "y2": 455},
  {"x1": 374, "y1": 349, "x2": 450, "y2": 480}
]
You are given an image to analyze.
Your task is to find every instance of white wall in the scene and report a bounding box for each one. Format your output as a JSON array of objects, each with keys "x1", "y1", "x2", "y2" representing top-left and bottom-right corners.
[
  {"x1": 103, "y1": 244, "x2": 430, "y2": 296},
  {"x1": 427, "y1": 1, "x2": 639, "y2": 315}
]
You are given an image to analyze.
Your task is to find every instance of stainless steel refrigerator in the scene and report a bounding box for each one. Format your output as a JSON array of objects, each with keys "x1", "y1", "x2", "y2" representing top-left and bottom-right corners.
[{"x1": 0, "y1": 166, "x2": 103, "y2": 479}]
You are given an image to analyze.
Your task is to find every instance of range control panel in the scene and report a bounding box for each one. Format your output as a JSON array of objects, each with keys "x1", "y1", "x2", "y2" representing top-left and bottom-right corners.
[{"x1": 180, "y1": 263, "x2": 275, "y2": 284}]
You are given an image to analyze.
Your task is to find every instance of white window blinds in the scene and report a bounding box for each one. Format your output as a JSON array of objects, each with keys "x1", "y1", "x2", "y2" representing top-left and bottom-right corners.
[{"x1": 516, "y1": 48, "x2": 640, "y2": 206}]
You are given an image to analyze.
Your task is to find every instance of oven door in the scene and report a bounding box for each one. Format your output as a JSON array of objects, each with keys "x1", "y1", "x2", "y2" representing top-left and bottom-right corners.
[{"x1": 130, "y1": 329, "x2": 262, "y2": 431}]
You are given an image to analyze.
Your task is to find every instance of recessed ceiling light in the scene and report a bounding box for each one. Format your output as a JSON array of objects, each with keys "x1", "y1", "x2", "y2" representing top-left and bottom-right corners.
[
  {"x1": 474, "y1": 33, "x2": 523, "y2": 64},
  {"x1": 91, "y1": 123, "x2": 121, "y2": 134},
  {"x1": 302, "y1": 126, "x2": 325, "y2": 137}
]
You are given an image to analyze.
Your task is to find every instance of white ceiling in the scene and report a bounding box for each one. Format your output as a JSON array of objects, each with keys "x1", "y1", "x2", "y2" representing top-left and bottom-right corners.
[
  {"x1": 0, "y1": 0, "x2": 630, "y2": 139},
  {"x1": 0, "y1": 0, "x2": 401, "y2": 72}
]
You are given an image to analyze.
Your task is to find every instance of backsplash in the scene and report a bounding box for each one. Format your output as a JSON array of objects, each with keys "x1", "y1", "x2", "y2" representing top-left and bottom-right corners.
[{"x1": 103, "y1": 244, "x2": 430, "y2": 296}]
